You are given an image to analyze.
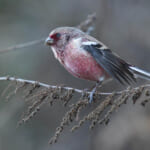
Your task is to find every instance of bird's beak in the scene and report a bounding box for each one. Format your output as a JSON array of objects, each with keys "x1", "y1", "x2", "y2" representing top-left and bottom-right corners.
[{"x1": 45, "y1": 37, "x2": 54, "y2": 46}]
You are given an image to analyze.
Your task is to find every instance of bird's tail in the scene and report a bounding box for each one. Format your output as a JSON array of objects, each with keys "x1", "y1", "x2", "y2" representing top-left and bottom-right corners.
[{"x1": 130, "y1": 66, "x2": 150, "y2": 81}]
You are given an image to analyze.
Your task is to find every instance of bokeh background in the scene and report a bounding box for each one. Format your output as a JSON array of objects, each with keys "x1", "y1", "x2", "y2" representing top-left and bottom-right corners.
[{"x1": 0, "y1": 0, "x2": 150, "y2": 150}]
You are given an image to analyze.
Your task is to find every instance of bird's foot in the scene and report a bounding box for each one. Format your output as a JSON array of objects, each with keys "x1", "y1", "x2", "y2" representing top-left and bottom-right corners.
[
  {"x1": 88, "y1": 81, "x2": 102, "y2": 103},
  {"x1": 89, "y1": 86, "x2": 97, "y2": 103},
  {"x1": 88, "y1": 79, "x2": 112, "y2": 103}
]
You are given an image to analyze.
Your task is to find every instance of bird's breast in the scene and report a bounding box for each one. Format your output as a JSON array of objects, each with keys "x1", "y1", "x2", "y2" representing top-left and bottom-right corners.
[{"x1": 62, "y1": 41, "x2": 108, "y2": 81}]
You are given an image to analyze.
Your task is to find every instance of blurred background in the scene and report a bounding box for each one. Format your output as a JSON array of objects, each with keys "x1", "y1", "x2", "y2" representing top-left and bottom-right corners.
[{"x1": 0, "y1": 0, "x2": 150, "y2": 150}]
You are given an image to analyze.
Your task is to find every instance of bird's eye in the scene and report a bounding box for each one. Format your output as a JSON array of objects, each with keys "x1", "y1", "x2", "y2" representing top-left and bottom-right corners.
[
  {"x1": 55, "y1": 33, "x2": 61, "y2": 38},
  {"x1": 50, "y1": 33, "x2": 61, "y2": 40}
]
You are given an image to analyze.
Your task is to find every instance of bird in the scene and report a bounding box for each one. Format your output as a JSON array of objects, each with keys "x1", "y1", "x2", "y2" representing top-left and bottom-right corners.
[{"x1": 45, "y1": 27, "x2": 150, "y2": 102}]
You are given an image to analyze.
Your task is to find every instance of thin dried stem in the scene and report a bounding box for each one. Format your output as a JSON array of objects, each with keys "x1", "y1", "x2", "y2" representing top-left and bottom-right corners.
[
  {"x1": 77, "y1": 13, "x2": 96, "y2": 33},
  {"x1": 1, "y1": 76, "x2": 150, "y2": 97},
  {"x1": 0, "y1": 39, "x2": 45, "y2": 54},
  {"x1": 0, "y1": 13, "x2": 96, "y2": 54}
]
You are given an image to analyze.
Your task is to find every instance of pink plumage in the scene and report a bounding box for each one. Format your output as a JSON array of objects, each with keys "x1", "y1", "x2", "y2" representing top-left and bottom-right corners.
[
  {"x1": 63, "y1": 38, "x2": 109, "y2": 81},
  {"x1": 45, "y1": 27, "x2": 150, "y2": 85}
]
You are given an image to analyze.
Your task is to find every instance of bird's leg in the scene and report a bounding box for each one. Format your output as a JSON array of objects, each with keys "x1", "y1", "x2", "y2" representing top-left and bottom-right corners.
[{"x1": 89, "y1": 81, "x2": 102, "y2": 103}]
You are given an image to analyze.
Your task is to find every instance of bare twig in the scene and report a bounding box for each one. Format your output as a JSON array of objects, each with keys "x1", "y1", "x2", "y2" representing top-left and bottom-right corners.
[
  {"x1": 0, "y1": 39, "x2": 45, "y2": 54},
  {"x1": 77, "y1": 13, "x2": 96, "y2": 34},
  {"x1": 0, "y1": 13, "x2": 96, "y2": 54},
  {"x1": 0, "y1": 76, "x2": 113, "y2": 95},
  {"x1": 1, "y1": 76, "x2": 149, "y2": 97}
]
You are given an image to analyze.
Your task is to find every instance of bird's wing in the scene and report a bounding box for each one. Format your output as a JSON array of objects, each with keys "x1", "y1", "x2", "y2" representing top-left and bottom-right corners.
[{"x1": 82, "y1": 42, "x2": 136, "y2": 85}]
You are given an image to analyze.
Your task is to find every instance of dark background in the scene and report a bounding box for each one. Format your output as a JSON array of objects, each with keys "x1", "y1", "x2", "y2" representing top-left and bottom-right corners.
[{"x1": 0, "y1": 0, "x2": 150, "y2": 150}]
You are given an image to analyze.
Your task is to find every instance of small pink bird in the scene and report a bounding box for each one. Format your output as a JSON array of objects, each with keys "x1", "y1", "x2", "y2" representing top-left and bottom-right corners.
[{"x1": 45, "y1": 27, "x2": 150, "y2": 102}]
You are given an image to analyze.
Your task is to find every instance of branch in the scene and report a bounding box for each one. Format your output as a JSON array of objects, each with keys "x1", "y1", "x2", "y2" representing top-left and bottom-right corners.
[
  {"x1": 0, "y1": 76, "x2": 125, "y2": 96},
  {"x1": 0, "y1": 39, "x2": 45, "y2": 54},
  {"x1": 1, "y1": 74, "x2": 150, "y2": 144},
  {"x1": 1, "y1": 76, "x2": 150, "y2": 97},
  {"x1": 77, "y1": 13, "x2": 96, "y2": 34}
]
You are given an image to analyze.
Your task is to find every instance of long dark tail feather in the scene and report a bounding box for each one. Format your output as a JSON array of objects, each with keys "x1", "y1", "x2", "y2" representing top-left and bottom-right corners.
[{"x1": 130, "y1": 66, "x2": 150, "y2": 81}]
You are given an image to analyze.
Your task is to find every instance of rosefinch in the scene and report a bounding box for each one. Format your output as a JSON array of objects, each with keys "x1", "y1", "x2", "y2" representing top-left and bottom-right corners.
[{"x1": 45, "y1": 27, "x2": 150, "y2": 102}]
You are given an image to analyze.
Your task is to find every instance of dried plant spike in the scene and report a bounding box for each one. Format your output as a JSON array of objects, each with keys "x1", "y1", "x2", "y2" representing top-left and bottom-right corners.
[
  {"x1": 1, "y1": 82, "x2": 14, "y2": 97},
  {"x1": 71, "y1": 93, "x2": 115, "y2": 132},
  {"x1": 141, "y1": 98, "x2": 150, "y2": 107},
  {"x1": 132, "y1": 86, "x2": 144, "y2": 104},
  {"x1": 145, "y1": 90, "x2": 150, "y2": 96}
]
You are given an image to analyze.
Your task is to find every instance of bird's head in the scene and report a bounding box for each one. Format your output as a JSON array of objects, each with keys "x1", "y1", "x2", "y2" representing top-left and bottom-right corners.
[{"x1": 45, "y1": 27, "x2": 83, "y2": 50}]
